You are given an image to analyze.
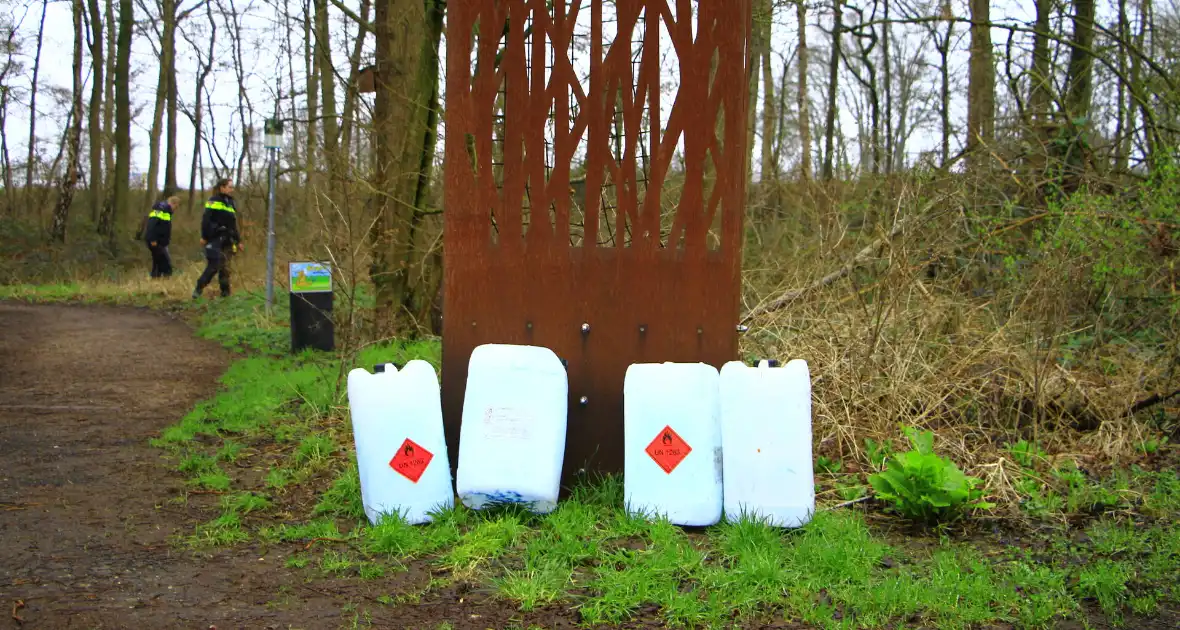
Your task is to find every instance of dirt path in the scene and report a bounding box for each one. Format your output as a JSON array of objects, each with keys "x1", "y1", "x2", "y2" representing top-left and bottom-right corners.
[
  {"x1": 0, "y1": 302, "x2": 311, "y2": 629},
  {"x1": 0, "y1": 302, "x2": 587, "y2": 630}
]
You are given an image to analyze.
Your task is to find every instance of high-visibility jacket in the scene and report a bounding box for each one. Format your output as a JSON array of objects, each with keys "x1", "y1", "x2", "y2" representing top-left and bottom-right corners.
[
  {"x1": 143, "y1": 201, "x2": 174, "y2": 246},
  {"x1": 201, "y1": 192, "x2": 240, "y2": 250}
]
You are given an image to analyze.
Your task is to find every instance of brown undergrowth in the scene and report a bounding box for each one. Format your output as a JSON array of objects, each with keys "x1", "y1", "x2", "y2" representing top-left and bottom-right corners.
[{"x1": 739, "y1": 177, "x2": 1178, "y2": 521}]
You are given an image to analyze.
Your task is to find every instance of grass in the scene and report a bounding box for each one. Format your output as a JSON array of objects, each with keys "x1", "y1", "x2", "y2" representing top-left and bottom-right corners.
[{"x1": 5, "y1": 263, "x2": 1179, "y2": 628}]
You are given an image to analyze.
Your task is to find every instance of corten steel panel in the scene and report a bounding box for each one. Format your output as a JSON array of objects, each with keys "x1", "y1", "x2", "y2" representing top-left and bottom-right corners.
[{"x1": 442, "y1": 0, "x2": 753, "y2": 486}]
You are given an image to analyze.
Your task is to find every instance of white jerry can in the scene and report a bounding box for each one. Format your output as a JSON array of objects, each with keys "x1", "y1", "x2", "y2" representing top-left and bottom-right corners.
[
  {"x1": 456, "y1": 343, "x2": 568, "y2": 514},
  {"x1": 345, "y1": 360, "x2": 454, "y2": 525},
  {"x1": 719, "y1": 358, "x2": 815, "y2": 528},
  {"x1": 623, "y1": 362, "x2": 723, "y2": 527}
]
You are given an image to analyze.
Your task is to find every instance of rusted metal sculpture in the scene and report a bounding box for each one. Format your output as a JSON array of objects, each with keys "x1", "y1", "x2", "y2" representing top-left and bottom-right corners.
[{"x1": 442, "y1": 0, "x2": 753, "y2": 484}]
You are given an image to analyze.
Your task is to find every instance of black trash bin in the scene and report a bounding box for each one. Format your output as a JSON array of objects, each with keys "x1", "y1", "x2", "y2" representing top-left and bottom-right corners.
[{"x1": 288, "y1": 261, "x2": 334, "y2": 352}]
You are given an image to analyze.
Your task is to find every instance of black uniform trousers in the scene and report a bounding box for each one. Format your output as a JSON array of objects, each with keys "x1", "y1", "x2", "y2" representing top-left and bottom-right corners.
[
  {"x1": 148, "y1": 243, "x2": 173, "y2": 278},
  {"x1": 196, "y1": 242, "x2": 235, "y2": 297}
]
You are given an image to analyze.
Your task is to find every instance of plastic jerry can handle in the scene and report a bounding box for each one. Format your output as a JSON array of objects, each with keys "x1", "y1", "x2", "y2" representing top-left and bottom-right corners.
[
  {"x1": 373, "y1": 362, "x2": 402, "y2": 373},
  {"x1": 753, "y1": 359, "x2": 780, "y2": 368}
]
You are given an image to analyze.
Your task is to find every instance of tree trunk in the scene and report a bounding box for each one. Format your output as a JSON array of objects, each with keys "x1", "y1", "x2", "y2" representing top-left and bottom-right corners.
[
  {"x1": 371, "y1": 0, "x2": 443, "y2": 336},
  {"x1": 745, "y1": 0, "x2": 769, "y2": 180},
  {"x1": 1063, "y1": 0, "x2": 1095, "y2": 123},
  {"x1": 937, "y1": 0, "x2": 952, "y2": 168},
  {"x1": 102, "y1": 0, "x2": 133, "y2": 252},
  {"x1": 339, "y1": 0, "x2": 372, "y2": 158},
  {"x1": 1114, "y1": 0, "x2": 1129, "y2": 172},
  {"x1": 26, "y1": 0, "x2": 48, "y2": 192},
  {"x1": 163, "y1": 0, "x2": 179, "y2": 194},
  {"x1": 304, "y1": 1, "x2": 319, "y2": 194},
  {"x1": 852, "y1": 28, "x2": 881, "y2": 176},
  {"x1": 144, "y1": 0, "x2": 171, "y2": 205},
  {"x1": 314, "y1": 0, "x2": 339, "y2": 183},
  {"x1": 85, "y1": 0, "x2": 103, "y2": 222},
  {"x1": 881, "y1": 0, "x2": 892, "y2": 173},
  {"x1": 965, "y1": 0, "x2": 994, "y2": 171},
  {"x1": 404, "y1": 2, "x2": 445, "y2": 326},
  {"x1": 51, "y1": 0, "x2": 86, "y2": 243},
  {"x1": 1129, "y1": 0, "x2": 1150, "y2": 160},
  {"x1": 1021, "y1": 0, "x2": 1055, "y2": 194},
  {"x1": 282, "y1": 0, "x2": 303, "y2": 175},
  {"x1": 796, "y1": 0, "x2": 811, "y2": 181},
  {"x1": 759, "y1": 3, "x2": 775, "y2": 182},
  {"x1": 1058, "y1": 0, "x2": 1095, "y2": 186},
  {"x1": 221, "y1": 0, "x2": 254, "y2": 184},
  {"x1": 98, "y1": 0, "x2": 116, "y2": 228},
  {"x1": 0, "y1": 87, "x2": 11, "y2": 214},
  {"x1": 822, "y1": 0, "x2": 842, "y2": 181},
  {"x1": 186, "y1": 0, "x2": 216, "y2": 213}
]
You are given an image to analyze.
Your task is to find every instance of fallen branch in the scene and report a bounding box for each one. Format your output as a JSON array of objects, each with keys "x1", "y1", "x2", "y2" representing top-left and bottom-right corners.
[
  {"x1": 824, "y1": 495, "x2": 873, "y2": 511},
  {"x1": 742, "y1": 195, "x2": 954, "y2": 324},
  {"x1": 1, "y1": 502, "x2": 41, "y2": 511},
  {"x1": 0, "y1": 405, "x2": 123, "y2": 412},
  {"x1": 303, "y1": 537, "x2": 350, "y2": 550},
  {"x1": 1129, "y1": 387, "x2": 1180, "y2": 416}
]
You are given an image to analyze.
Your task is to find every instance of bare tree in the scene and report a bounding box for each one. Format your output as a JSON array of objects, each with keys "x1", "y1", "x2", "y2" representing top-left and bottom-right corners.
[
  {"x1": 141, "y1": 0, "x2": 169, "y2": 204},
  {"x1": 51, "y1": 0, "x2": 86, "y2": 243},
  {"x1": 181, "y1": 0, "x2": 216, "y2": 213},
  {"x1": 313, "y1": 0, "x2": 339, "y2": 185},
  {"x1": 84, "y1": 0, "x2": 104, "y2": 221},
  {"x1": 338, "y1": 0, "x2": 371, "y2": 160},
  {"x1": 759, "y1": 0, "x2": 776, "y2": 181},
  {"x1": 140, "y1": 0, "x2": 194, "y2": 200},
  {"x1": 822, "y1": 0, "x2": 843, "y2": 181},
  {"x1": 934, "y1": 0, "x2": 954, "y2": 167},
  {"x1": 796, "y1": 0, "x2": 812, "y2": 181},
  {"x1": 219, "y1": 0, "x2": 255, "y2": 184},
  {"x1": 100, "y1": 0, "x2": 116, "y2": 223},
  {"x1": 0, "y1": 15, "x2": 23, "y2": 211},
  {"x1": 371, "y1": 0, "x2": 444, "y2": 335},
  {"x1": 25, "y1": 0, "x2": 47, "y2": 191},
  {"x1": 881, "y1": 0, "x2": 892, "y2": 172},
  {"x1": 303, "y1": 0, "x2": 319, "y2": 192},
  {"x1": 843, "y1": 4, "x2": 881, "y2": 175},
  {"x1": 99, "y1": 0, "x2": 133, "y2": 251},
  {"x1": 965, "y1": 0, "x2": 993, "y2": 171},
  {"x1": 747, "y1": 0, "x2": 771, "y2": 179}
]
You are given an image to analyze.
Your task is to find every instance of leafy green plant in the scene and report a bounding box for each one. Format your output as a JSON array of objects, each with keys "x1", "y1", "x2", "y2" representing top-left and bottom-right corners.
[
  {"x1": 864, "y1": 437, "x2": 894, "y2": 470},
  {"x1": 1008, "y1": 440, "x2": 1047, "y2": 469},
  {"x1": 868, "y1": 426, "x2": 992, "y2": 524},
  {"x1": 1075, "y1": 559, "x2": 1132, "y2": 621},
  {"x1": 1137, "y1": 436, "x2": 1168, "y2": 455},
  {"x1": 838, "y1": 483, "x2": 869, "y2": 502},
  {"x1": 1015, "y1": 477, "x2": 1065, "y2": 518},
  {"x1": 814, "y1": 455, "x2": 843, "y2": 474}
]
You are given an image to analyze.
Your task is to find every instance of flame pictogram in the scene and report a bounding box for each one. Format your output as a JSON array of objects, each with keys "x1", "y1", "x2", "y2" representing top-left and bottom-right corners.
[
  {"x1": 390, "y1": 438, "x2": 433, "y2": 483},
  {"x1": 646, "y1": 426, "x2": 692, "y2": 474}
]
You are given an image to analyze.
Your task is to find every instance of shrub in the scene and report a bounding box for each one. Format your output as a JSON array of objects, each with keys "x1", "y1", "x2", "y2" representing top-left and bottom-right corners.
[{"x1": 868, "y1": 426, "x2": 992, "y2": 524}]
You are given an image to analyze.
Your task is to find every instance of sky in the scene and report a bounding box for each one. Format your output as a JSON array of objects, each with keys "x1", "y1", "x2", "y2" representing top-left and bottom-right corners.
[{"x1": 1, "y1": 0, "x2": 1051, "y2": 194}]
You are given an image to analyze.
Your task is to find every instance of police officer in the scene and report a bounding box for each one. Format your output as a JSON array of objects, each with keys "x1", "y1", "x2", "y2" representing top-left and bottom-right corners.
[
  {"x1": 144, "y1": 195, "x2": 179, "y2": 278},
  {"x1": 193, "y1": 178, "x2": 242, "y2": 299}
]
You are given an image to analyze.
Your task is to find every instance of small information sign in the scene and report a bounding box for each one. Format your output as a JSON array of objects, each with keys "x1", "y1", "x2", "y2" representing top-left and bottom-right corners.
[{"x1": 289, "y1": 262, "x2": 332, "y2": 294}]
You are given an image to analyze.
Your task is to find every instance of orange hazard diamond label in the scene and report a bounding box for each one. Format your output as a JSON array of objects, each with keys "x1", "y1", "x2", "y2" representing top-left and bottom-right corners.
[
  {"x1": 645, "y1": 425, "x2": 692, "y2": 474},
  {"x1": 389, "y1": 438, "x2": 433, "y2": 483}
]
